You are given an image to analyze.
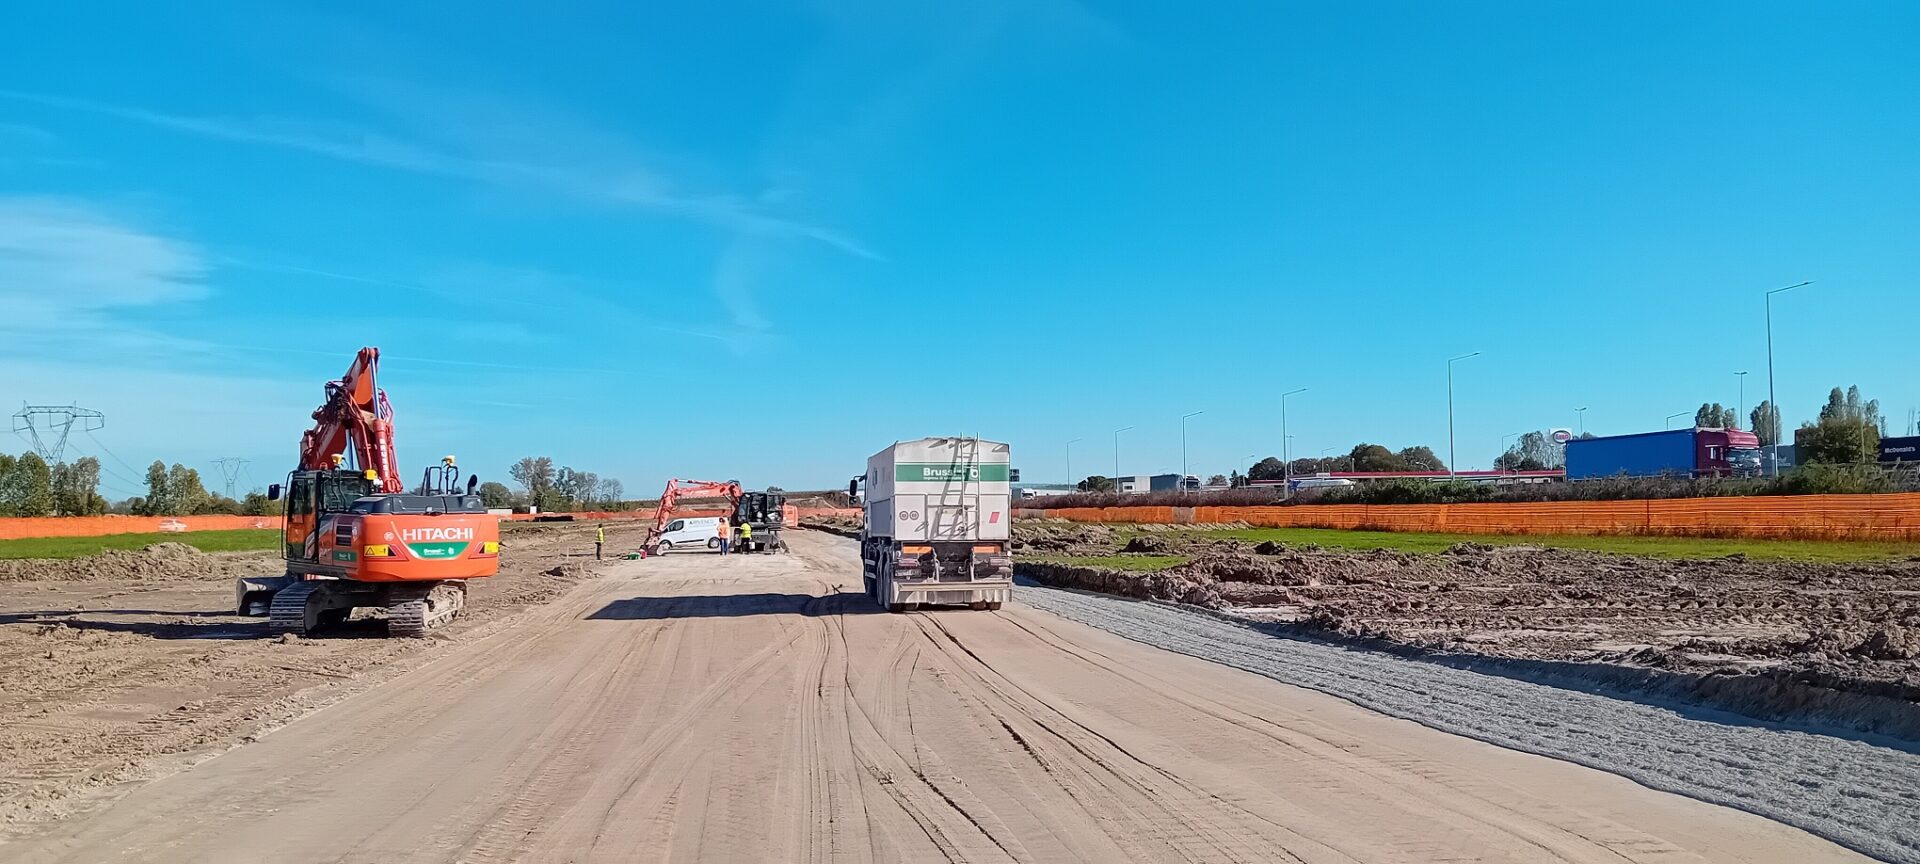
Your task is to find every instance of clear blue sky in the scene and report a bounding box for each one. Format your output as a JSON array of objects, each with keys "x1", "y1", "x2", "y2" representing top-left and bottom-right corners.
[{"x1": 3, "y1": 2, "x2": 1916, "y2": 500}]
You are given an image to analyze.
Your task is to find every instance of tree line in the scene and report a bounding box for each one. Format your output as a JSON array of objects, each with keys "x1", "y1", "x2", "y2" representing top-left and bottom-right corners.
[
  {"x1": 0, "y1": 453, "x2": 109, "y2": 516},
  {"x1": 503, "y1": 456, "x2": 626, "y2": 512}
]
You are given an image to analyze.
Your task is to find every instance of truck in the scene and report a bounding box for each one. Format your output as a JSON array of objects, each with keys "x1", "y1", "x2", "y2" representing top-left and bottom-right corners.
[
  {"x1": 1564, "y1": 427, "x2": 1763, "y2": 480},
  {"x1": 852, "y1": 437, "x2": 1014, "y2": 612}
]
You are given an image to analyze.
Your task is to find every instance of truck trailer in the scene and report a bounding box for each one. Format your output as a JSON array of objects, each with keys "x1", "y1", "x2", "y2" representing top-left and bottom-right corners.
[
  {"x1": 853, "y1": 437, "x2": 1014, "y2": 612},
  {"x1": 1564, "y1": 427, "x2": 1763, "y2": 480}
]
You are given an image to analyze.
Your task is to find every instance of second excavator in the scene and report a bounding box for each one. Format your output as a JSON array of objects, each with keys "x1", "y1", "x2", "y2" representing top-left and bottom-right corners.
[{"x1": 235, "y1": 347, "x2": 501, "y2": 637}]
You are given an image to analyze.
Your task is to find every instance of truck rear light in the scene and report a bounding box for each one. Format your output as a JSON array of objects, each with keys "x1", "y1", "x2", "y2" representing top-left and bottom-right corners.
[
  {"x1": 901, "y1": 545, "x2": 933, "y2": 554},
  {"x1": 971, "y1": 545, "x2": 1000, "y2": 553}
]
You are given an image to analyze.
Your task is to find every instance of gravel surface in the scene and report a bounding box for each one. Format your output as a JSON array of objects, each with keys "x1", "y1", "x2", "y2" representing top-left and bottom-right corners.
[{"x1": 1018, "y1": 579, "x2": 1920, "y2": 864}]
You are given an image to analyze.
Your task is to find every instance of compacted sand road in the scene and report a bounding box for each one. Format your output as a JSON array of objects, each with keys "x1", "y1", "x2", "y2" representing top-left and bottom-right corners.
[{"x1": 2, "y1": 532, "x2": 1869, "y2": 863}]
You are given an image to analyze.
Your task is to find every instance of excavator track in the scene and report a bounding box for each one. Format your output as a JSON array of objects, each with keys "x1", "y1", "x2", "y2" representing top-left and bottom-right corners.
[
  {"x1": 268, "y1": 580, "x2": 323, "y2": 635},
  {"x1": 387, "y1": 582, "x2": 466, "y2": 638}
]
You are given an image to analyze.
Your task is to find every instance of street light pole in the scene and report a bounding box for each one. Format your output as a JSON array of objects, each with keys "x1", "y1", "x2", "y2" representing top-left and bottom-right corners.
[
  {"x1": 1500, "y1": 431, "x2": 1523, "y2": 474},
  {"x1": 1575, "y1": 406, "x2": 1588, "y2": 436},
  {"x1": 1066, "y1": 438, "x2": 1082, "y2": 491},
  {"x1": 1113, "y1": 426, "x2": 1133, "y2": 492},
  {"x1": 1765, "y1": 281, "x2": 1812, "y2": 475},
  {"x1": 1666, "y1": 411, "x2": 1689, "y2": 430},
  {"x1": 1279, "y1": 388, "x2": 1308, "y2": 498},
  {"x1": 1735, "y1": 371, "x2": 1748, "y2": 427},
  {"x1": 1446, "y1": 353, "x2": 1481, "y2": 481},
  {"x1": 1180, "y1": 411, "x2": 1204, "y2": 494}
]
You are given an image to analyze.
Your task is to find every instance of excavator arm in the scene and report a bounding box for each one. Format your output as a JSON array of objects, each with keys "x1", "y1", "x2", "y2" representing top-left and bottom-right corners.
[
  {"x1": 297, "y1": 346, "x2": 403, "y2": 493},
  {"x1": 644, "y1": 479, "x2": 742, "y2": 551}
]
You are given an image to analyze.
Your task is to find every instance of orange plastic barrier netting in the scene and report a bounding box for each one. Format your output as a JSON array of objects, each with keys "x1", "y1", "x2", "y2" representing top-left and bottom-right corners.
[
  {"x1": 0, "y1": 515, "x2": 277, "y2": 540},
  {"x1": 1024, "y1": 494, "x2": 1920, "y2": 541}
]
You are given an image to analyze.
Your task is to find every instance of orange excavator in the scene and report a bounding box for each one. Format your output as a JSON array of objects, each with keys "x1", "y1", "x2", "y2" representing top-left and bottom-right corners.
[
  {"x1": 235, "y1": 347, "x2": 501, "y2": 637},
  {"x1": 641, "y1": 479, "x2": 740, "y2": 555},
  {"x1": 639, "y1": 479, "x2": 791, "y2": 555}
]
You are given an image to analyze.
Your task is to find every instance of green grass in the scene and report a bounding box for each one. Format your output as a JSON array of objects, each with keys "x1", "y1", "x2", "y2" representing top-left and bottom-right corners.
[
  {"x1": 0, "y1": 529, "x2": 283, "y2": 560},
  {"x1": 1184, "y1": 526, "x2": 1917, "y2": 563},
  {"x1": 1024, "y1": 554, "x2": 1189, "y2": 571}
]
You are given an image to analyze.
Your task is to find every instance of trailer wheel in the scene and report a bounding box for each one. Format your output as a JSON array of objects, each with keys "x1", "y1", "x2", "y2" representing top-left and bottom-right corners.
[
  {"x1": 888, "y1": 602, "x2": 909, "y2": 614},
  {"x1": 987, "y1": 602, "x2": 1003, "y2": 611},
  {"x1": 968, "y1": 601, "x2": 988, "y2": 611}
]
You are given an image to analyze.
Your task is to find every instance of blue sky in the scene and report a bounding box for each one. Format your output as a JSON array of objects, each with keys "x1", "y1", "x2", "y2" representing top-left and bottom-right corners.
[{"x1": 2, "y1": 2, "x2": 1916, "y2": 499}]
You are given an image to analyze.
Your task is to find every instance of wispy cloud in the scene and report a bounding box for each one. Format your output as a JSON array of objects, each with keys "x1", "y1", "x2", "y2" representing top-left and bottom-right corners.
[
  {"x1": 0, "y1": 196, "x2": 208, "y2": 337},
  {"x1": 0, "y1": 89, "x2": 879, "y2": 260}
]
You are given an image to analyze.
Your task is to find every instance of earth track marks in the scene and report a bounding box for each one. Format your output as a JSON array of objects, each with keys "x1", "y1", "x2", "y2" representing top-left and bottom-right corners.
[{"x1": 0, "y1": 533, "x2": 1878, "y2": 864}]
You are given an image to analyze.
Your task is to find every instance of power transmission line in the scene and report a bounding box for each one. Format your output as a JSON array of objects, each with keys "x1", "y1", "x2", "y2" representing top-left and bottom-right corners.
[
  {"x1": 84, "y1": 429, "x2": 144, "y2": 477},
  {"x1": 211, "y1": 457, "x2": 251, "y2": 499},
  {"x1": 12, "y1": 404, "x2": 105, "y2": 464}
]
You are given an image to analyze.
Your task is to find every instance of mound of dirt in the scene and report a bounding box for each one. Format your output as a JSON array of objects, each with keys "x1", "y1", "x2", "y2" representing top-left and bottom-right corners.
[
  {"x1": 0, "y1": 544, "x2": 279, "y2": 583},
  {"x1": 1019, "y1": 562, "x2": 1222, "y2": 607},
  {"x1": 1120, "y1": 536, "x2": 1173, "y2": 554}
]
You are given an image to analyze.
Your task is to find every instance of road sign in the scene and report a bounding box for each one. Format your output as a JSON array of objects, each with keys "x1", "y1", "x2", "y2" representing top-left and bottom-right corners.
[{"x1": 1549, "y1": 428, "x2": 1573, "y2": 444}]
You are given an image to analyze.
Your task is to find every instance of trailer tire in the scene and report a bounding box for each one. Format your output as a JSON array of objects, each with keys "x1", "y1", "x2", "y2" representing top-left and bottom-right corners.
[
  {"x1": 987, "y1": 602, "x2": 1003, "y2": 611},
  {"x1": 888, "y1": 602, "x2": 909, "y2": 614}
]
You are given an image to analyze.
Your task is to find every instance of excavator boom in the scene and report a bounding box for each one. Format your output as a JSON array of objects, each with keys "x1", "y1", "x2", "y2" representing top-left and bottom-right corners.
[
  {"x1": 643, "y1": 479, "x2": 742, "y2": 551},
  {"x1": 297, "y1": 347, "x2": 403, "y2": 493}
]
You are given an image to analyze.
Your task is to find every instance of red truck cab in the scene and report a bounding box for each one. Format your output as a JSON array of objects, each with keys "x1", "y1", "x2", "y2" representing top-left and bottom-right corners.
[{"x1": 1696, "y1": 428, "x2": 1763, "y2": 476}]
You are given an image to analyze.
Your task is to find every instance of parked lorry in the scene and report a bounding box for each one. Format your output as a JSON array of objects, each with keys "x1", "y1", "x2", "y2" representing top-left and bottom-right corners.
[
  {"x1": 852, "y1": 437, "x2": 1014, "y2": 612},
  {"x1": 1564, "y1": 427, "x2": 1763, "y2": 480}
]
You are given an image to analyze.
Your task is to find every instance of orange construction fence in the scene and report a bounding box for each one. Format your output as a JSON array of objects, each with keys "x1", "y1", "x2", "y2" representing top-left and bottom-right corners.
[
  {"x1": 0, "y1": 515, "x2": 277, "y2": 540},
  {"x1": 1019, "y1": 493, "x2": 1920, "y2": 541},
  {"x1": 0, "y1": 508, "x2": 865, "y2": 541}
]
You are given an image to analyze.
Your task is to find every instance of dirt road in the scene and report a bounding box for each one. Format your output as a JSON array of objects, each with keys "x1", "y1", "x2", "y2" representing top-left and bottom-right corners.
[{"x1": 1, "y1": 533, "x2": 1869, "y2": 863}]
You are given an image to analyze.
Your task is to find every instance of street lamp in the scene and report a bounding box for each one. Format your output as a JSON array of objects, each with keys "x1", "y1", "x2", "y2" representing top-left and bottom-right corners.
[
  {"x1": 1279, "y1": 388, "x2": 1308, "y2": 497},
  {"x1": 1447, "y1": 352, "x2": 1481, "y2": 481},
  {"x1": 1112, "y1": 426, "x2": 1133, "y2": 492},
  {"x1": 1500, "y1": 431, "x2": 1523, "y2": 474},
  {"x1": 1666, "y1": 411, "x2": 1689, "y2": 430},
  {"x1": 1735, "y1": 371, "x2": 1749, "y2": 428},
  {"x1": 1180, "y1": 411, "x2": 1204, "y2": 493},
  {"x1": 1575, "y1": 406, "x2": 1588, "y2": 436},
  {"x1": 1765, "y1": 281, "x2": 1813, "y2": 475},
  {"x1": 1066, "y1": 437, "x2": 1083, "y2": 491}
]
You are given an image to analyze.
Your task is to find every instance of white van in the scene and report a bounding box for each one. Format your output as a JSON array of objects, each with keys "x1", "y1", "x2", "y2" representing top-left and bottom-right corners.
[{"x1": 655, "y1": 516, "x2": 727, "y2": 553}]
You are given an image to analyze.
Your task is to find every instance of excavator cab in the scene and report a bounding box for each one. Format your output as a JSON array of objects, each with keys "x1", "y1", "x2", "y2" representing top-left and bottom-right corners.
[{"x1": 272, "y1": 469, "x2": 377, "y2": 564}]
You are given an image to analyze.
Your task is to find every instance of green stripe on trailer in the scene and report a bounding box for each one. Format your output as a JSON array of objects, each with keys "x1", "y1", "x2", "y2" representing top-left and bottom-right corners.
[{"x1": 894, "y1": 463, "x2": 1010, "y2": 482}]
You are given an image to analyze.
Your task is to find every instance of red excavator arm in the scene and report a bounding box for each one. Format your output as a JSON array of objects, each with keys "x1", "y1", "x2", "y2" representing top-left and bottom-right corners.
[
  {"x1": 643, "y1": 479, "x2": 742, "y2": 551},
  {"x1": 297, "y1": 346, "x2": 403, "y2": 493}
]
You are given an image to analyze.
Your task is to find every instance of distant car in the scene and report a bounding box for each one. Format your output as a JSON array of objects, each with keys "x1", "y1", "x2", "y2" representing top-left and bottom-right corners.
[{"x1": 1291, "y1": 477, "x2": 1356, "y2": 489}]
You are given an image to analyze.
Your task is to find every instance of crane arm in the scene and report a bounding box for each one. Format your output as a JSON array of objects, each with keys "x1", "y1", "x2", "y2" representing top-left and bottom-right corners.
[{"x1": 297, "y1": 346, "x2": 403, "y2": 494}]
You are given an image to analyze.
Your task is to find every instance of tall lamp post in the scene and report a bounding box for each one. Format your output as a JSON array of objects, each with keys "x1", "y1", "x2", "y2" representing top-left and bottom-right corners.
[
  {"x1": 1180, "y1": 411, "x2": 1204, "y2": 493},
  {"x1": 1447, "y1": 352, "x2": 1481, "y2": 481},
  {"x1": 1500, "y1": 431, "x2": 1523, "y2": 474},
  {"x1": 1765, "y1": 281, "x2": 1813, "y2": 475},
  {"x1": 1112, "y1": 426, "x2": 1133, "y2": 492},
  {"x1": 1575, "y1": 406, "x2": 1588, "y2": 436},
  {"x1": 1734, "y1": 371, "x2": 1748, "y2": 427},
  {"x1": 1666, "y1": 411, "x2": 1689, "y2": 430},
  {"x1": 1279, "y1": 388, "x2": 1308, "y2": 497},
  {"x1": 1066, "y1": 437, "x2": 1082, "y2": 491}
]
